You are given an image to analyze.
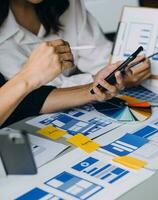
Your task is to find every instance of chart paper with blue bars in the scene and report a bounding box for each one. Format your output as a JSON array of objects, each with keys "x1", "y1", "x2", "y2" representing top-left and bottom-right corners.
[
  {"x1": 101, "y1": 133, "x2": 149, "y2": 156},
  {"x1": 72, "y1": 157, "x2": 129, "y2": 184},
  {"x1": 16, "y1": 187, "x2": 63, "y2": 200},
  {"x1": 123, "y1": 23, "x2": 152, "y2": 57},
  {"x1": 45, "y1": 171, "x2": 103, "y2": 200}
]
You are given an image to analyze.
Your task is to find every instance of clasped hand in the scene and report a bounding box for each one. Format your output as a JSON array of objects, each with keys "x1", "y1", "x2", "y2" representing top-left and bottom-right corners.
[{"x1": 22, "y1": 39, "x2": 74, "y2": 89}]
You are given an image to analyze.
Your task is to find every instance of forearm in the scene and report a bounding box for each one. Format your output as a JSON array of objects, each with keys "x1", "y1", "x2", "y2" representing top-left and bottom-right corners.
[
  {"x1": 0, "y1": 75, "x2": 34, "y2": 124},
  {"x1": 40, "y1": 84, "x2": 95, "y2": 113}
]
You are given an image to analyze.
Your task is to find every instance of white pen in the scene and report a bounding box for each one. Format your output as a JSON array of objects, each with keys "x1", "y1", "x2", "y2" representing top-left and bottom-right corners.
[{"x1": 70, "y1": 45, "x2": 95, "y2": 50}]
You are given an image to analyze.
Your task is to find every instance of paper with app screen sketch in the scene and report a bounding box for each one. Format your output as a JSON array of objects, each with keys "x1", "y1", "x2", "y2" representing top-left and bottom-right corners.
[
  {"x1": 29, "y1": 134, "x2": 68, "y2": 167},
  {"x1": 95, "y1": 108, "x2": 158, "y2": 170},
  {"x1": 111, "y1": 7, "x2": 158, "y2": 75},
  {"x1": 26, "y1": 104, "x2": 122, "y2": 139},
  {"x1": 0, "y1": 128, "x2": 68, "y2": 167},
  {"x1": 0, "y1": 149, "x2": 153, "y2": 200}
]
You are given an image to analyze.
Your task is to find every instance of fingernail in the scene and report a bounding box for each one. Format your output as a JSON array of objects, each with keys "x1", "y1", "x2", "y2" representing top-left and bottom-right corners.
[{"x1": 115, "y1": 71, "x2": 120, "y2": 76}]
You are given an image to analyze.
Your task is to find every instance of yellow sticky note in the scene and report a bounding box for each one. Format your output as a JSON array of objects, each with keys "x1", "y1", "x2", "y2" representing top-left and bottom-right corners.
[
  {"x1": 67, "y1": 133, "x2": 100, "y2": 153},
  {"x1": 113, "y1": 156, "x2": 147, "y2": 170},
  {"x1": 37, "y1": 125, "x2": 67, "y2": 140}
]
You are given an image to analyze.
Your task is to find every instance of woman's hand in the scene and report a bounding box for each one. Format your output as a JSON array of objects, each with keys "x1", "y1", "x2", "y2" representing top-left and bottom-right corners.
[
  {"x1": 124, "y1": 56, "x2": 151, "y2": 88},
  {"x1": 20, "y1": 39, "x2": 73, "y2": 90},
  {"x1": 91, "y1": 62, "x2": 125, "y2": 102}
]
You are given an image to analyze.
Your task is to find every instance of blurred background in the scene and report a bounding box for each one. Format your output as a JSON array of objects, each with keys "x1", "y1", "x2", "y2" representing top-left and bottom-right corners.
[{"x1": 85, "y1": 0, "x2": 158, "y2": 41}]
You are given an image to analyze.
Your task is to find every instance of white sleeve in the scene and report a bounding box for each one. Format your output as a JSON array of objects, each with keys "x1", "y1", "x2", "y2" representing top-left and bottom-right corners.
[{"x1": 75, "y1": 0, "x2": 112, "y2": 75}]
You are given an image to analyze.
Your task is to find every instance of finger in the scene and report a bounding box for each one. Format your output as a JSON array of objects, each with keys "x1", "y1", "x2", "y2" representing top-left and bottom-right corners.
[
  {"x1": 64, "y1": 41, "x2": 70, "y2": 47},
  {"x1": 109, "y1": 61, "x2": 123, "y2": 73},
  {"x1": 56, "y1": 45, "x2": 71, "y2": 53},
  {"x1": 135, "y1": 69, "x2": 151, "y2": 81},
  {"x1": 98, "y1": 79, "x2": 118, "y2": 95},
  {"x1": 145, "y1": 58, "x2": 151, "y2": 68},
  {"x1": 91, "y1": 86, "x2": 108, "y2": 102},
  {"x1": 125, "y1": 67, "x2": 133, "y2": 76},
  {"x1": 140, "y1": 72, "x2": 151, "y2": 81},
  {"x1": 115, "y1": 71, "x2": 124, "y2": 90},
  {"x1": 59, "y1": 53, "x2": 74, "y2": 62},
  {"x1": 131, "y1": 60, "x2": 150, "y2": 75},
  {"x1": 134, "y1": 68, "x2": 151, "y2": 79},
  {"x1": 98, "y1": 61, "x2": 123, "y2": 80},
  {"x1": 129, "y1": 69, "x2": 151, "y2": 86},
  {"x1": 129, "y1": 55, "x2": 145, "y2": 65},
  {"x1": 62, "y1": 61, "x2": 74, "y2": 70},
  {"x1": 47, "y1": 39, "x2": 65, "y2": 47}
]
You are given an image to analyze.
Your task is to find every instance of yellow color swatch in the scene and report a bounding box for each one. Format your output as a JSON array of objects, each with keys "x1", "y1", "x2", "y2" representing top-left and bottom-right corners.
[
  {"x1": 67, "y1": 133, "x2": 100, "y2": 153},
  {"x1": 113, "y1": 156, "x2": 147, "y2": 170},
  {"x1": 37, "y1": 125, "x2": 67, "y2": 140}
]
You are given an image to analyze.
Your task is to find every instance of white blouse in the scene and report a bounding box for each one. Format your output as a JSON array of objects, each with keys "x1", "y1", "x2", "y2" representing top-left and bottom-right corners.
[{"x1": 0, "y1": 0, "x2": 112, "y2": 87}]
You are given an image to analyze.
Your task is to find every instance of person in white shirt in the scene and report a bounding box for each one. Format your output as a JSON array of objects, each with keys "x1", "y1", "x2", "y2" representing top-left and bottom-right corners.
[{"x1": 0, "y1": 0, "x2": 150, "y2": 88}]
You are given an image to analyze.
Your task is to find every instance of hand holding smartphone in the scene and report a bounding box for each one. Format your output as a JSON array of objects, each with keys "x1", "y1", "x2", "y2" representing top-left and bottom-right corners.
[{"x1": 90, "y1": 46, "x2": 144, "y2": 94}]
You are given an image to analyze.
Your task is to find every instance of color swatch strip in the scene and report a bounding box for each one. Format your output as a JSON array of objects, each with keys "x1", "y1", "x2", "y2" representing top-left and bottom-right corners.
[{"x1": 93, "y1": 96, "x2": 152, "y2": 122}]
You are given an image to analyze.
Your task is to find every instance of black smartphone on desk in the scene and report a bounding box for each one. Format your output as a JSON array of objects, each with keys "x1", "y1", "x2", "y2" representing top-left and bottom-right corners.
[
  {"x1": 90, "y1": 46, "x2": 144, "y2": 94},
  {"x1": 0, "y1": 130, "x2": 37, "y2": 175}
]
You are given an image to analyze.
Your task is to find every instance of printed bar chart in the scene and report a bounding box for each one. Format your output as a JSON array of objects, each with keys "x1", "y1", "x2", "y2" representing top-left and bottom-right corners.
[
  {"x1": 124, "y1": 23, "x2": 152, "y2": 56},
  {"x1": 72, "y1": 157, "x2": 129, "y2": 184}
]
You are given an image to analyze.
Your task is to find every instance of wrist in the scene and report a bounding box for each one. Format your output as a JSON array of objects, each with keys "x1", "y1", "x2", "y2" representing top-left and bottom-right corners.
[
  {"x1": 13, "y1": 70, "x2": 38, "y2": 93},
  {"x1": 18, "y1": 62, "x2": 46, "y2": 91}
]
